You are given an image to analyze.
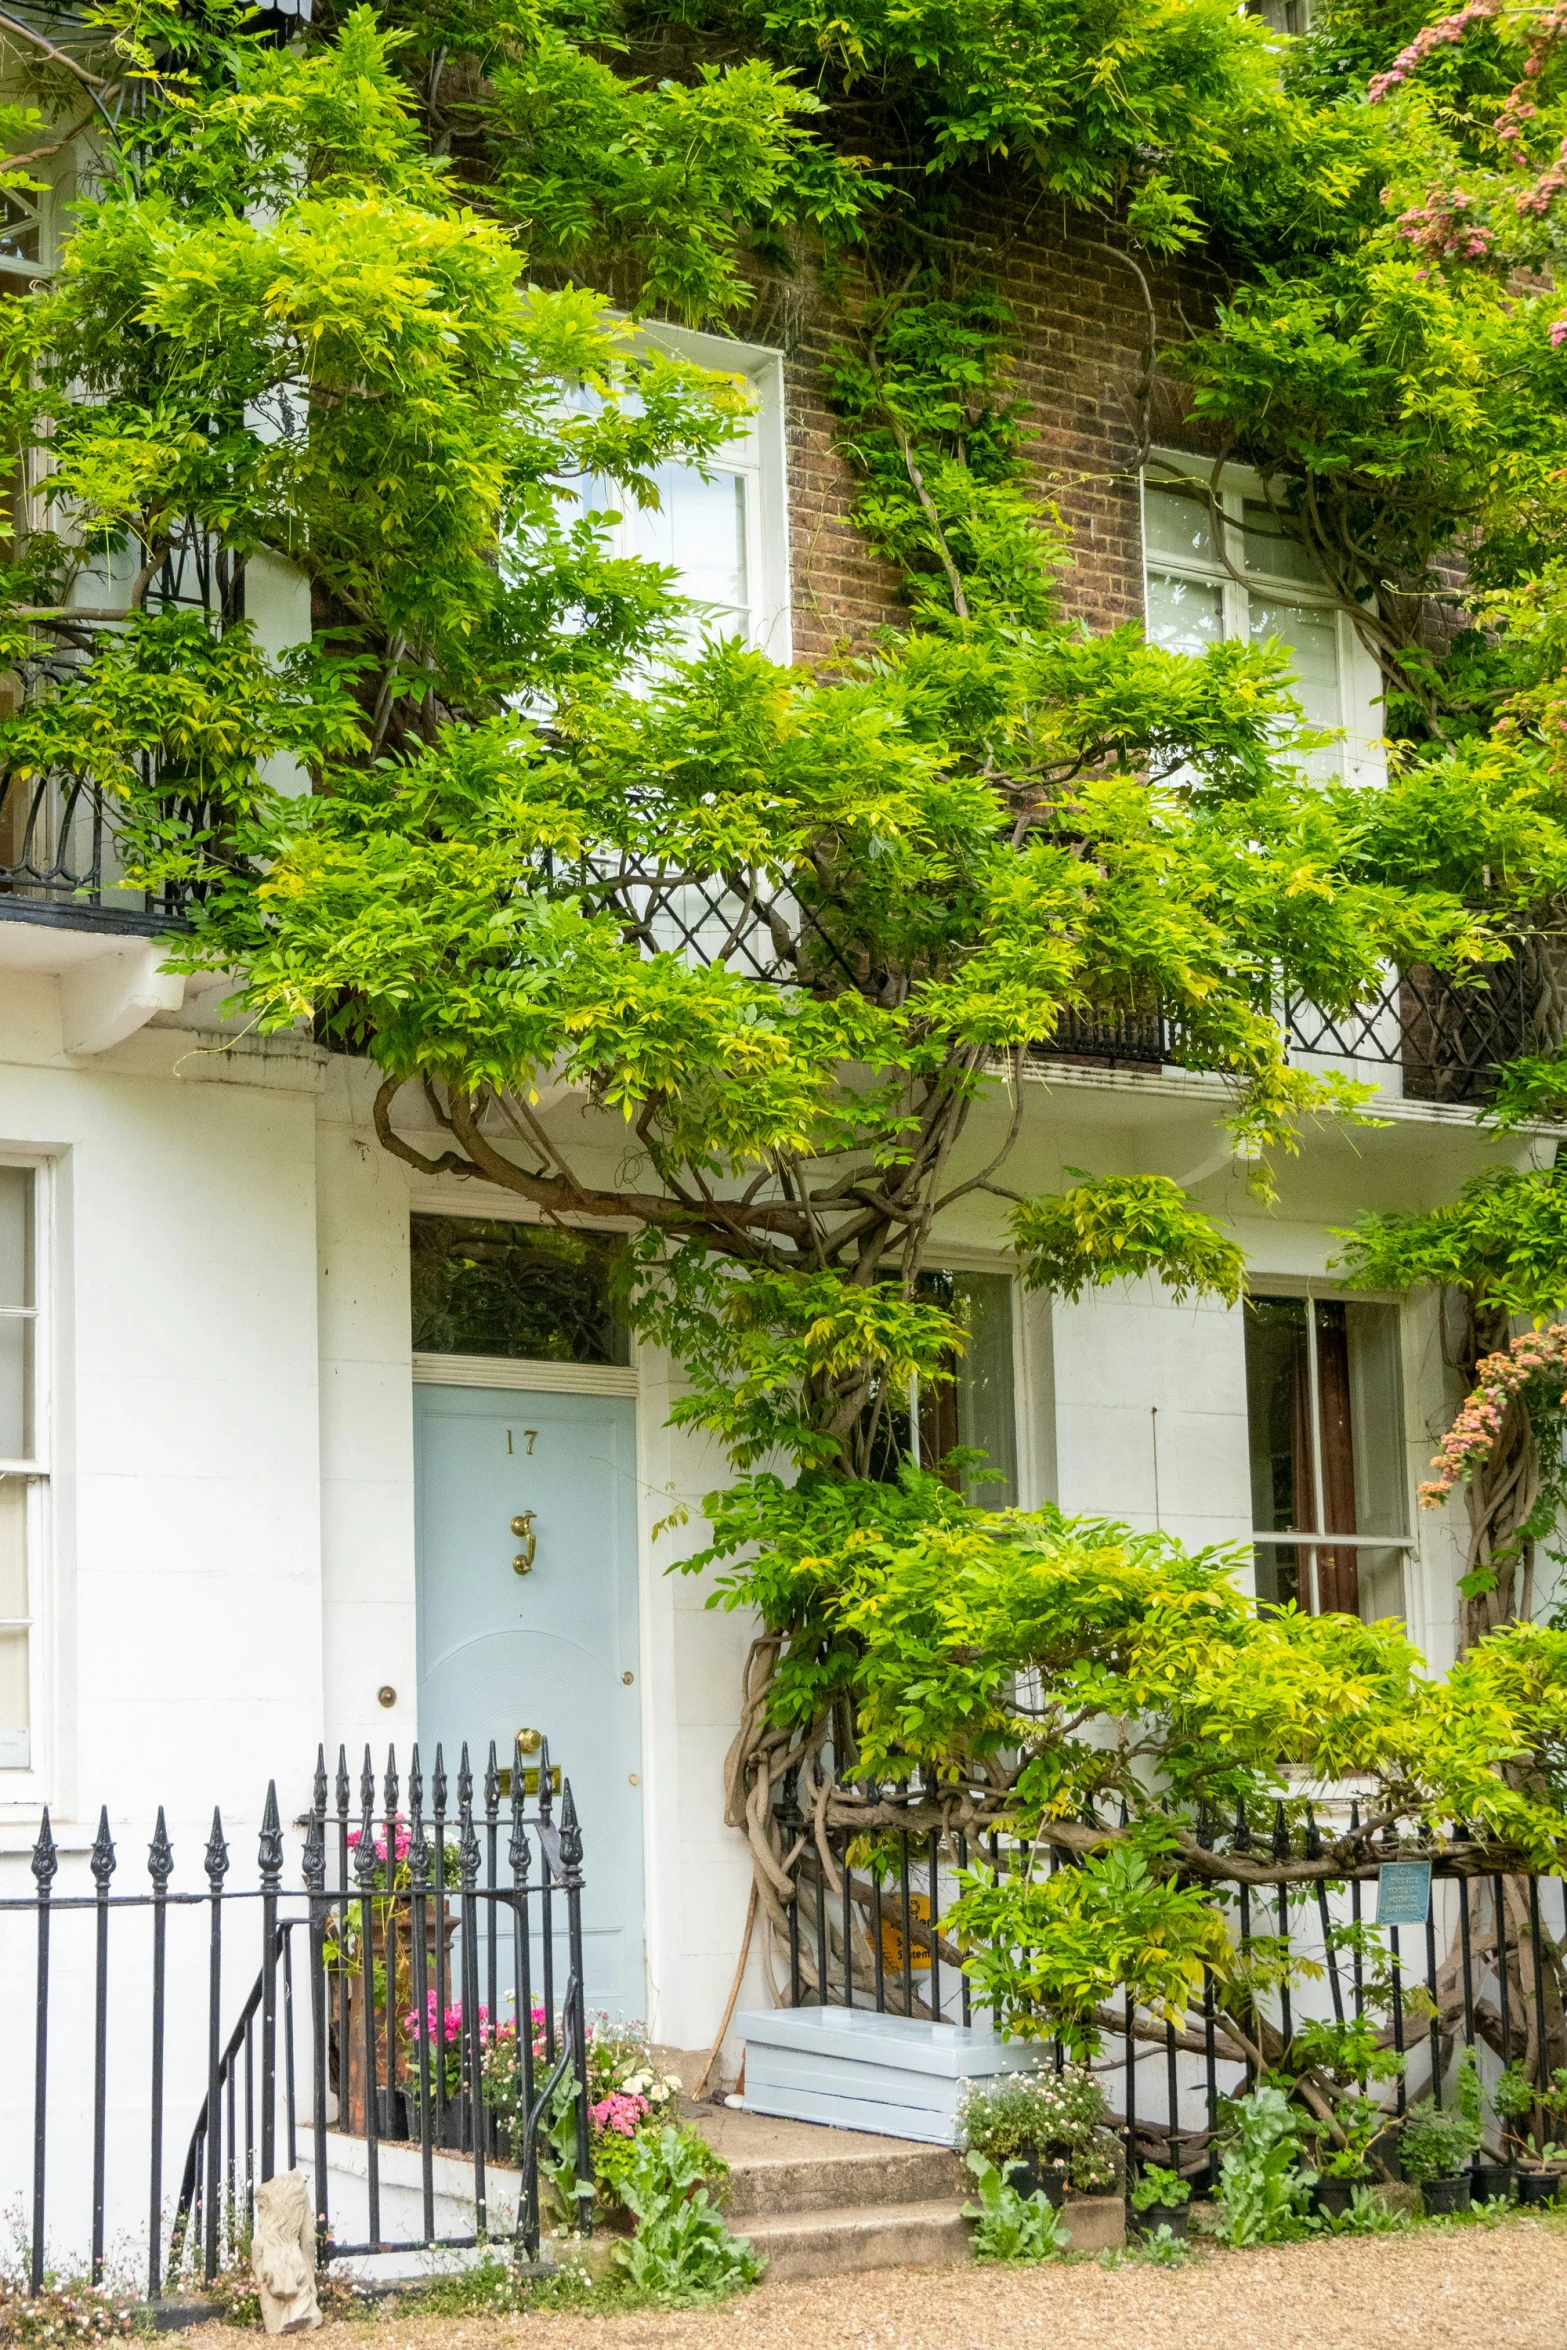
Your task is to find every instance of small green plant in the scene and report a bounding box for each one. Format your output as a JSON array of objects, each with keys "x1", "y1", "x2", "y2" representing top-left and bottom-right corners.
[
  {"x1": 1129, "y1": 2163, "x2": 1190, "y2": 2211},
  {"x1": 1314, "y1": 2092, "x2": 1387, "y2": 2178},
  {"x1": 614, "y1": 2127, "x2": 762, "y2": 2307},
  {"x1": 1401, "y1": 2048, "x2": 1484, "y2": 2184},
  {"x1": 1211, "y1": 2086, "x2": 1313, "y2": 2247},
  {"x1": 1398, "y1": 2101, "x2": 1482, "y2": 2183},
  {"x1": 961, "y1": 2152, "x2": 1072, "y2": 2262},
  {"x1": 1133, "y1": 2222, "x2": 1189, "y2": 2267},
  {"x1": 1318, "y1": 2185, "x2": 1412, "y2": 2236},
  {"x1": 1493, "y1": 2062, "x2": 1567, "y2": 2160}
]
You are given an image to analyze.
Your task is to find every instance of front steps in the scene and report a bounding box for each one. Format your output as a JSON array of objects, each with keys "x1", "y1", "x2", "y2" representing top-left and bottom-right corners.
[
  {"x1": 699, "y1": 2106, "x2": 970, "y2": 2279},
  {"x1": 696, "y1": 2101, "x2": 1125, "y2": 2279}
]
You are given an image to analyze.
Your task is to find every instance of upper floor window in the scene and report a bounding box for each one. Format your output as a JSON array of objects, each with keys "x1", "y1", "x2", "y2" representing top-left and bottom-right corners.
[
  {"x1": 1142, "y1": 462, "x2": 1383, "y2": 785},
  {"x1": 567, "y1": 325, "x2": 791, "y2": 663},
  {"x1": 1244, "y1": 1291, "x2": 1411, "y2": 1622}
]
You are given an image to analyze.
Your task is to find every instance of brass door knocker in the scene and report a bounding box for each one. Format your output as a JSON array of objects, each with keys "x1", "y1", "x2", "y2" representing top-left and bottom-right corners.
[{"x1": 511, "y1": 1511, "x2": 537, "y2": 1574}]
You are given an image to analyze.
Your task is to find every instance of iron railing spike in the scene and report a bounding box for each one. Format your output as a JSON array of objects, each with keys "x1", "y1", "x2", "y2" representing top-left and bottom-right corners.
[
  {"x1": 359, "y1": 1744, "x2": 375, "y2": 1814},
  {"x1": 148, "y1": 1806, "x2": 174, "y2": 1889},
  {"x1": 301, "y1": 1801, "x2": 325, "y2": 1892},
  {"x1": 30, "y1": 1806, "x2": 56, "y2": 1891},
  {"x1": 204, "y1": 1807, "x2": 229, "y2": 1887},
  {"x1": 409, "y1": 1742, "x2": 423, "y2": 1817},
  {"x1": 432, "y1": 1742, "x2": 448, "y2": 1814},
  {"x1": 537, "y1": 1736, "x2": 554, "y2": 1823},
  {"x1": 258, "y1": 1782, "x2": 284, "y2": 1887},
  {"x1": 90, "y1": 1805, "x2": 116, "y2": 1889},
  {"x1": 384, "y1": 1745, "x2": 400, "y2": 1821},
  {"x1": 335, "y1": 1744, "x2": 350, "y2": 1814},
  {"x1": 559, "y1": 1779, "x2": 583, "y2": 1877},
  {"x1": 457, "y1": 1741, "x2": 473, "y2": 1809},
  {"x1": 312, "y1": 1745, "x2": 328, "y2": 1814}
]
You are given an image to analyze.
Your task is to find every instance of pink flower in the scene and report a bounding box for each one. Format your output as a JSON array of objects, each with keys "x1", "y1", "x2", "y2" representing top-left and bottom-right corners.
[
  {"x1": 1551, "y1": 319, "x2": 1567, "y2": 347},
  {"x1": 590, "y1": 2091, "x2": 650, "y2": 2137},
  {"x1": 404, "y1": 1992, "x2": 489, "y2": 2044}
]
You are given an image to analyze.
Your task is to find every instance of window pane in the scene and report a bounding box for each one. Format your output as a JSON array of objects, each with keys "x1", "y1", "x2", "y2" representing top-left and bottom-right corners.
[
  {"x1": 410, "y1": 1216, "x2": 629, "y2": 1367},
  {"x1": 631, "y1": 466, "x2": 749, "y2": 628},
  {"x1": 1144, "y1": 485, "x2": 1218, "y2": 567},
  {"x1": 952, "y1": 1271, "x2": 1017, "y2": 1504},
  {"x1": 1245, "y1": 1296, "x2": 1313, "y2": 1534},
  {"x1": 0, "y1": 1479, "x2": 27, "y2": 1768},
  {"x1": 1147, "y1": 571, "x2": 1224, "y2": 659},
  {"x1": 0, "y1": 1168, "x2": 31, "y2": 1460},
  {"x1": 1354, "y1": 1545, "x2": 1407, "y2": 1623},
  {"x1": 914, "y1": 1269, "x2": 1017, "y2": 1503},
  {"x1": 1241, "y1": 501, "x2": 1322, "y2": 588},
  {"x1": 1253, "y1": 1541, "x2": 1301, "y2": 1611},
  {"x1": 1247, "y1": 593, "x2": 1341, "y2": 766},
  {"x1": 1346, "y1": 1303, "x2": 1406, "y2": 1537}
]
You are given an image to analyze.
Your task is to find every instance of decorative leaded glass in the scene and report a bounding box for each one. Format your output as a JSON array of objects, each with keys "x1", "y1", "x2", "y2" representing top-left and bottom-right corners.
[{"x1": 410, "y1": 1215, "x2": 629, "y2": 1366}]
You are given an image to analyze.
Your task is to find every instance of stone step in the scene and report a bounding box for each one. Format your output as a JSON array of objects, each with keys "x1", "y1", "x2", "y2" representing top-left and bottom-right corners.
[
  {"x1": 734, "y1": 2196, "x2": 972, "y2": 2281},
  {"x1": 721, "y1": 2137, "x2": 964, "y2": 2220}
]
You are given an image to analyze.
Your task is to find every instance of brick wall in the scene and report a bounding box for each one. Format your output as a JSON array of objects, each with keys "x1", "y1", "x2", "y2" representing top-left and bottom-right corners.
[{"x1": 735, "y1": 187, "x2": 1223, "y2": 667}]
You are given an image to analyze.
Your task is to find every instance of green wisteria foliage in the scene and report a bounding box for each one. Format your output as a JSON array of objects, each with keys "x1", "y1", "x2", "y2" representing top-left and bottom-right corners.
[{"x1": 5, "y1": 0, "x2": 1567, "y2": 2039}]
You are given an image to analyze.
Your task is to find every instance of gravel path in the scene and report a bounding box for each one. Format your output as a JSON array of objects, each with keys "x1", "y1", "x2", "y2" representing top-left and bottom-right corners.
[{"x1": 199, "y1": 2218, "x2": 1567, "y2": 2350}]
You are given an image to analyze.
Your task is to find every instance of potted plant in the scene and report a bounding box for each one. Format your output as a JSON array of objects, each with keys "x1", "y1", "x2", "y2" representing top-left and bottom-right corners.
[
  {"x1": 956, "y1": 2067, "x2": 1111, "y2": 2207},
  {"x1": 1493, "y1": 2060, "x2": 1567, "y2": 2202},
  {"x1": 1309, "y1": 2095, "x2": 1384, "y2": 2219},
  {"x1": 1399, "y1": 2099, "x2": 1482, "y2": 2214},
  {"x1": 1128, "y1": 2162, "x2": 1192, "y2": 2238},
  {"x1": 1516, "y1": 2142, "x2": 1567, "y2": 2206}
]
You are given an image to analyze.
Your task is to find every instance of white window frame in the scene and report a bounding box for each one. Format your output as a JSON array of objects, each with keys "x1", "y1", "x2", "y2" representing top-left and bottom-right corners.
[
  {"x1": 597, "y1": 320, "x2": 792, "y2": 664},
  {"x1": 0, "y1": 1153, "x2": 53, "y2": 1793},
  {"x1": 1243, "y1": 1278, "x2": 1417, "y2": 1621},
  {"x1": 1142, "y1": 452, "x2": 1385, "y2": 787}
]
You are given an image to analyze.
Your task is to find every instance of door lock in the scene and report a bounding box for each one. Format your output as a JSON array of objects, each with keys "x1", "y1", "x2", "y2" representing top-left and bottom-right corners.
[{"x1": 511, "y1": 1511, "x2": 537, "y2": 1574}]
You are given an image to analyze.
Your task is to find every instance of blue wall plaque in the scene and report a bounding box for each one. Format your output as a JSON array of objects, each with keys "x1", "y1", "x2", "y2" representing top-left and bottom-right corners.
[{"x1": 1376, "y1": 1859, "x2": 1433, "y2": 1928}]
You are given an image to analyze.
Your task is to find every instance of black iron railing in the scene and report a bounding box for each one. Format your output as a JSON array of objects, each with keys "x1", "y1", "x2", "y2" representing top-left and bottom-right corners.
[
  {"x1": 776, "y1": 1775, "x2": 1567, "y2": 2189},
  {"x1": 0, "y1": 769, "x2": 201, "y2": 933},
  {"x1": 7, "y1": 1736, "x2": 592, "y2": 2300}
]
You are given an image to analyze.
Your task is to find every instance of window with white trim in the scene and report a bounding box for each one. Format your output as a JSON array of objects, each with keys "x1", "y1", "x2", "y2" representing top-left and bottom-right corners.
[
  {"x1": 566, "y1": 326, "x2": 791, "y2": 663},
  {"x1": 0, "y1": 1164, "x2": 40, "y2": 1768},
  {"x1": 1244, "y1": 1292, "x2": 1413, "y2": 1622},
  {"x1": 1142, "y1": 462, "x2": 1383, "y2": 785}
]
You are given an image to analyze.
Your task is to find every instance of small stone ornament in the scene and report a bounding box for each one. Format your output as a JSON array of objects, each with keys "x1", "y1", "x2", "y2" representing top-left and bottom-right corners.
[{"x1": 250, "y1": 2172, "x2": 323, "y2": 2334}]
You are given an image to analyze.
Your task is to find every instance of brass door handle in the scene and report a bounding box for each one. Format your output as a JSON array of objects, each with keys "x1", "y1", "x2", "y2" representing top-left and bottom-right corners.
[{"x1": 511, "y1": 1511, "x2": 536, "y2": 1573}]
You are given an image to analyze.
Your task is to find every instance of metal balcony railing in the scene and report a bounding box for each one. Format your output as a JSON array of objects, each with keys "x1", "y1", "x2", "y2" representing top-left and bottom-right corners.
[{"x1": 0, "y1": 768, "x2": 200, "y2": 933}]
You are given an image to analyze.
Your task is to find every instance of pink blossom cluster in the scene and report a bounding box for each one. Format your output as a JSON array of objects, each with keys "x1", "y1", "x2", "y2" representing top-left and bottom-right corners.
[
  {"x1": 1419, "y1": 1322, "x2": 1567, "y2": 1506},
  {"x1": 347, "y1": 1817, "x2": 413, "y2": 1864},
  {"x1": 1391, "y1": 185, "x2": 1495, "y2": 260},
  {"x1": 1516, "y1": 132, "x2": 1567, "y2": 216},
  {"x1": 590, "y1": 2091, "x2": 651, "y2": 2137},
  {"x1": 1369, "y1": 0, "x2": 1501, "y2": 102},
  {"x1": 405, "y1": 1992, "x2": 491, "y2": 2046}
]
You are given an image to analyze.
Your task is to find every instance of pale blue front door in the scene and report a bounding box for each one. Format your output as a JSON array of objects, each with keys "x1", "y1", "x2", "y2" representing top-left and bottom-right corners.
[{"x1": 414, "y1": 1381, "x2": 645, "y2": 2016}]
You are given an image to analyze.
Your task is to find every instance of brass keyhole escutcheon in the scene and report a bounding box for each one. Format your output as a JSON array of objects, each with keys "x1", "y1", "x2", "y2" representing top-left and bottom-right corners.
[
  {"x1": 516, "y1": 1727, "x2": 543, "y2": 1755},
  {"x1": 511, "y1": 1511, "x2": 537, "y2": 1574}
]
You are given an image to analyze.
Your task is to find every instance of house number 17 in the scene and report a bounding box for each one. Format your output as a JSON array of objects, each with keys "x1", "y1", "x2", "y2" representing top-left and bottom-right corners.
[{"x1": 505, "y1": 1429, "x2": 539, "y2": 1455}]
